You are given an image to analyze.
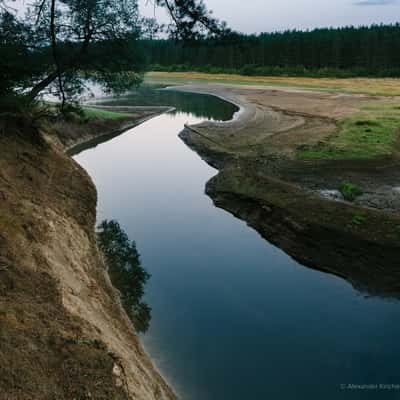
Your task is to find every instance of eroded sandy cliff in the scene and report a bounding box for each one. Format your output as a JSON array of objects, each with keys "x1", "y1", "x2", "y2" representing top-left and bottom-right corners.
[{"x1": 0, "y1": 116, "x2": 176, "y2": 400}]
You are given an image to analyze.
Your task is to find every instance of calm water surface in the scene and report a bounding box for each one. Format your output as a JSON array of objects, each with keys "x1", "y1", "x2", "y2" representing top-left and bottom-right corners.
[{"x1": 75, "y1": 89, "x2": 400, "y2": 400}]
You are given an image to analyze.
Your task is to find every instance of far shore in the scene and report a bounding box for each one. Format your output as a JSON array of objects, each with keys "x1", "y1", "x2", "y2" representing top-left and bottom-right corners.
[
  {"x1": 160, "y1": 79, "x2": 400, "y2": 298},
  {"x1": 146, "y1": 71, "x2": 400, "y2": 97}
]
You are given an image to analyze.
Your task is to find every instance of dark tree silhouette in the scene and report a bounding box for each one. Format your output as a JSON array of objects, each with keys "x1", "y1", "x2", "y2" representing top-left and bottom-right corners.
[
  {"x1": 154, "y1": 0, "x2": 230, "y2": 40},
  {"x1": 0, "y1": 0, "x2": 228, "y2": 105},
  {"x1": 144, "y1": 24, "x2": 400, "y2": 77},
  {"x1": 97, "y1": 220, "x2": 152, "y2": 334}
]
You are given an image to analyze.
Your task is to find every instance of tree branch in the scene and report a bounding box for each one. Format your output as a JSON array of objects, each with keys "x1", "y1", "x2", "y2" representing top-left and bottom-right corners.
[{"x1": 49, "y1": 0, "x2": 66, "y2": 109}]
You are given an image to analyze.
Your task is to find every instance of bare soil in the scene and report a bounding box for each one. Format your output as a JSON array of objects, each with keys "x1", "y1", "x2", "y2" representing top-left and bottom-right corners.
[
  {"x1": 177, "y1": 84, "x2": 374, "y2": 155},
  {"x1": 0, "y1": 114, "x2": 176, "y2": 400},
  {"x1": 177, "y1": 83, "x2": 400, "y2": 210},
  {"x1": 176, "y1": 83, "x2": 400, "y2": 298}
]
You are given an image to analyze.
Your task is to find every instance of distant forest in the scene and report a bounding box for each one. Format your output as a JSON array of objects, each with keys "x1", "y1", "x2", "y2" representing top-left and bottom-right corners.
[{"x1": 143, "y1": 24, "x2": 400, "y2": 77}]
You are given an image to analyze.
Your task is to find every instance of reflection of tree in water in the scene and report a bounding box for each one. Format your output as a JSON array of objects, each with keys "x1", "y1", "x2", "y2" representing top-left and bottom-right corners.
[
  {"x1": 98, "y1": 85, "x2": 238, "y2": 121},
  {"x1": 97, "y1": 220, "x2": 151, "y2": 333}
]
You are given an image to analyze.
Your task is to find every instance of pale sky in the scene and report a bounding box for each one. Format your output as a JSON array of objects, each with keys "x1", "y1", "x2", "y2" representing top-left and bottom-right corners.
[
  {"x1": 139, "y1": 0, "x2": 400, "y2": 33},
  {"x1": 9, "y1": 0, "x2": 400, "y2": 33}
]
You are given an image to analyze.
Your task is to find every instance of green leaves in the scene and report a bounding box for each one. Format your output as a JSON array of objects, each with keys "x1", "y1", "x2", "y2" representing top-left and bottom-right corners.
[
  {"x1": 352, "y1": 214, "x2": 367, "y2": 226},
  {"x1": 1, "y1": 0, "x2": 229, "y2": 103},
  {"x1": 155, "y1": 0, "x2": 230, "y2": 40},
  {"x1": 339, "y1": 182, "x2": 363, "y2": 202}
]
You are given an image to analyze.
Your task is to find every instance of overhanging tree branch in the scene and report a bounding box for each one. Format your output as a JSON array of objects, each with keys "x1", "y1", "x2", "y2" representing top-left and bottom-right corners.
[
  {"x1": 12, "y1": 0, "x2": 229, "y2": 101},
  {"x1": 49, "y1": 0, "x2": 66, "y2": 109}
]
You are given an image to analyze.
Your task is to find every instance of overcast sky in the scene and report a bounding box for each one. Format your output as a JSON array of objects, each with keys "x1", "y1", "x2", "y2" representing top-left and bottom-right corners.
[
  {"x1": 140, "y1": 0, "x2": 400, "y2": 33},
  {"x1": 9, "y1": 0, "x2": 400, "y2": 33}
]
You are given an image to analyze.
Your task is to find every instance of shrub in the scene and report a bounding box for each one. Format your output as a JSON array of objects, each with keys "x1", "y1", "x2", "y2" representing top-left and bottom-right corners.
[
  {"x1": 352, "y1": 214, "x2": 367, "y2": 226},
  {"x1": 339, "y1": 182, "x2": 363, "y2": 202},
  {"x1": 354, "y1": 120, "x2": 380, "y2": 127}
]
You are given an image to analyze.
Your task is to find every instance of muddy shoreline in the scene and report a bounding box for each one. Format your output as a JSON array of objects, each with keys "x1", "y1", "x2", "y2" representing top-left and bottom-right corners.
[{"x1": 174, "y1": 83, "x2": 400, "y2": 299}]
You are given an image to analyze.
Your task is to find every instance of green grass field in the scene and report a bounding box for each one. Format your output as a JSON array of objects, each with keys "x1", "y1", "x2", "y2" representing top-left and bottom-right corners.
[{"x1": 298, "y1": 102, "x2": 400, "y2": 159}]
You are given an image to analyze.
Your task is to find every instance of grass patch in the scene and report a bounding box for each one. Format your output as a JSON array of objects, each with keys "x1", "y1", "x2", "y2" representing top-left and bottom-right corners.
[
  {"x1": 339, "y1": 182, "x2": 363, "y2": 202},
  {"x1": 82, "y1": 107, "x2": 131, "y2": 121},
  {"x1": 298, "y1": 101, "x2": 400, "y2": 160},
  {"x1": 352, "y1": 214, "x2": 367, "y2": 226}
]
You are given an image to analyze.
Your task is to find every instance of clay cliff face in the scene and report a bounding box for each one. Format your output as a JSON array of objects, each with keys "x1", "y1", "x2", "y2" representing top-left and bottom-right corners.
[{"x1": 0, "y1": 117, "x2": 176, "y2": 400}]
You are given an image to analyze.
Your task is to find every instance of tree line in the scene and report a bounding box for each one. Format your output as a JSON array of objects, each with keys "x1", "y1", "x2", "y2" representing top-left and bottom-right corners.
[{"x1": 143, "y1": 24, "x2": 400, "y2": 77}]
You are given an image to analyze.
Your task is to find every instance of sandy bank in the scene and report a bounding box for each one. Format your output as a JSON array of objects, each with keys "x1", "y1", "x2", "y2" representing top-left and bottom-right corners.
[
  {"x1": 0, "y1": 111, "x2": 176, "y2": 399},
  {"x1": 173, "y1": 83, "x2": 400, "y2": 209}
]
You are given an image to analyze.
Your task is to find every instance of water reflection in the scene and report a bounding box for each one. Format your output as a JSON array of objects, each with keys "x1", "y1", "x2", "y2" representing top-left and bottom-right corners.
[
  {"x1": 74, "y1": 90, "x2": 400, "y2": 400},
  {"x1": 93, "y1": 84, "x2": 239, "y2": 122},
  {"x1": 207, "y1": 181, "x2": 400, "y2": 300},
  {"x1": 97, "y1": 220, "x2": 151, "y2": 333}
]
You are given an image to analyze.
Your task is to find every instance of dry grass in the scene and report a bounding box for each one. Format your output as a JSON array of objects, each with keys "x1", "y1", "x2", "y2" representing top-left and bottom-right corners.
[
  {"x1": 146, "y1": 71, "x2": 400, "y2": 97},
  {"x1": 0, "y1": 120, "x2": 177, "y2": 400}
]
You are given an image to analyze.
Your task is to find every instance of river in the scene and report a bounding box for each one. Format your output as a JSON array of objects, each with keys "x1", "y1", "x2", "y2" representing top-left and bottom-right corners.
[{"x1": 74, "y1": 87, "x2": 400, "y2": 400}]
